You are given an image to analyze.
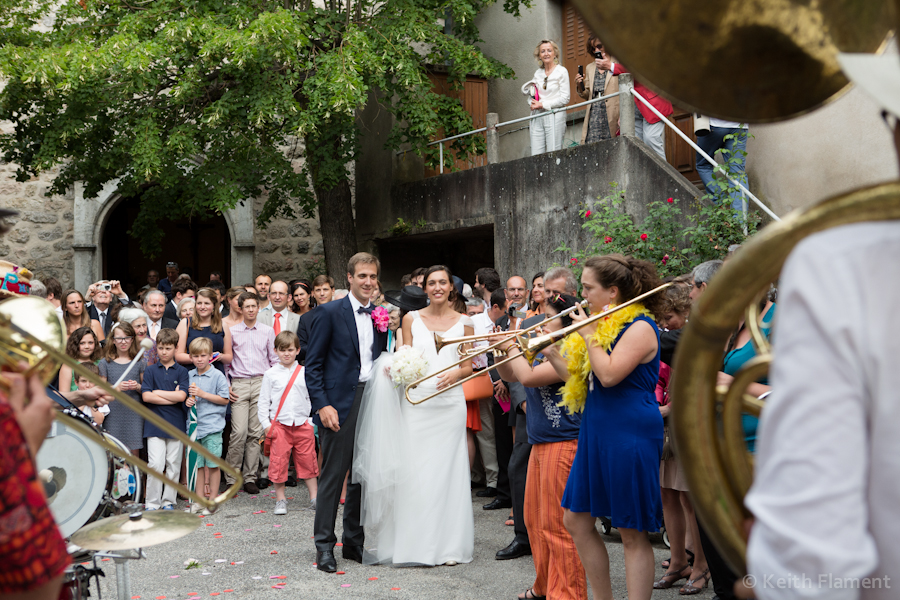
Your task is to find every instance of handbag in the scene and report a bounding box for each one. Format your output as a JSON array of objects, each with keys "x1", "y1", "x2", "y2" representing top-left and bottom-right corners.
[
  {"x1": 462, "y1": 370, "x2": 494, "y2": 401},
  {"x1": 262, "y1": 365, "x2": 302, "y2": 457}
]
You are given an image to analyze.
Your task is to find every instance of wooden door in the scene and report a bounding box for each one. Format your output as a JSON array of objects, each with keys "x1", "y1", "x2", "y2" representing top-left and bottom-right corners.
[
  {"x1": 665, "y1": 107, "x2": 702, "y2": 186},
  {"x1": 424, "y1": 74, "x2": 488, "y2": 178},
  {"x1": 560, "y1": 0, "x2": 592, "y2": 108}
]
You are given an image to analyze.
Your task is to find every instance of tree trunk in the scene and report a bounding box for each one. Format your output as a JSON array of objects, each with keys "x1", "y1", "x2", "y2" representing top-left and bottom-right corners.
[{"x1": 315, "y1": 177, "x2": 357, "y2": 284}]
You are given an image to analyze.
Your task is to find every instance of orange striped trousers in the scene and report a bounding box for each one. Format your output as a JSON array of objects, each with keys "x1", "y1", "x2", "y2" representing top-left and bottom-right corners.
[{"x1": 524, "y1": 439, "x2": 588, "y2": 600}]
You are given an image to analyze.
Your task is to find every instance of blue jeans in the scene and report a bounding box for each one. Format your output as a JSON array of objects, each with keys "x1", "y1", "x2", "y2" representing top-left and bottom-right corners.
[{"x1": 696, "y1": 126, "x2": 748, "y2": 211}]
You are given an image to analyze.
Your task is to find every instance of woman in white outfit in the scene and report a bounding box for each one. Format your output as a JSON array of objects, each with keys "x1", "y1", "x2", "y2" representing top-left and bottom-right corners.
[
  {"x1": 526, "y1": 39, "x2": 570, "y2": 155},
  {"x1": 354, "y1": 265, "x2": 475, "y2": 567}
]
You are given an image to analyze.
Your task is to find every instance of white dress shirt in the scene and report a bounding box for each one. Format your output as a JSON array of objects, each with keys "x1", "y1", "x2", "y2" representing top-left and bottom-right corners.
[
  {"x1": 348, "y1": 293, "x2": 374, "y2": 382},
  {"x1": 148, "y1": 319, "x2": 162, "y2": 341},
  {"x1": 528, "y1": 64, "x2": 570, "y2": 110},
  {"x1": 258, "y1": 362, "x2": 310, "y2": 428},
  {"x1": 745, "y1": 222, "x2": 900, "y2": 600},
  {"x1": 96, "y1": 307, "x2": 109, "y2": 330}
]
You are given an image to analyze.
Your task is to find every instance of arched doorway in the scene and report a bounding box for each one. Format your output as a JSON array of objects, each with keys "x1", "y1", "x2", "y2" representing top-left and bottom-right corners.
[
  {"x1": 102, "y1": 199, "x2": 231, "y2": 297},
  {"x1": 73, "y1": 182, "x2": 256, "y2": 294}
]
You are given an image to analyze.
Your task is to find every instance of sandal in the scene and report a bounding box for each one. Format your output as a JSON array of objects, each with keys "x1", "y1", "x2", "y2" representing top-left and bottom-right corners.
[
  {"x1": 679, "y1": 568, "x2": 710, "y2": 595},
  {"x1": 662, "y1": 549, "x2": 694, "y2": 569},
  {"x1": 516, "y1": 589, "x2": 546, "y2": 600},
  {"x1": 653, "y1": 564, "x2": 691, "y2": 589},
  {"x1": 505, "y1": 517, "x2": 515, "y2": 526}
]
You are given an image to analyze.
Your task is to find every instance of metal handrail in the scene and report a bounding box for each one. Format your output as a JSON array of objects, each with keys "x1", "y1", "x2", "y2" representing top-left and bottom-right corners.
[
  {"x1": 630, "y1": 88, "x2": 780, "y2": 222},
  {"x1": 414, "y1": 91, "x2": 625, "y2": 173}
]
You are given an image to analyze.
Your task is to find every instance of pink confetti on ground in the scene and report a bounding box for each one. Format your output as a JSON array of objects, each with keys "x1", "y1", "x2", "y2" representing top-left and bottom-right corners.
[
  {"x1": 369, "y1": 577, "x2": 378, "y2": 580},
  {"x1": 169, "y1": 575, "x2": 180, "y2": 578},
  {"x1": 244, "y1": 529, "x2": 252, "y2": 531},
  {"x1": 273, "y1": 524, "x2": 282, "y2": 528},
  {"x1": 341, "y1": 584, "x2": 351, "y2": 588}
]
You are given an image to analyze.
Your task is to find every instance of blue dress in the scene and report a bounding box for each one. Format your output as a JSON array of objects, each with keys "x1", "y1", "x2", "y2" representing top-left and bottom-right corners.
[{"x1": 561, "y1": 315, "x2": 664, "y2": 532}]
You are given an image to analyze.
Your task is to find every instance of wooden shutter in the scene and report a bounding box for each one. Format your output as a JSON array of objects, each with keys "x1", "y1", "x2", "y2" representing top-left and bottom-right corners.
[
  {"x1": 560, "y1": 0, "x2": 592, "y2": 107},
  {"x1": 664, "y1": 107, "x2": 702, "y2": 186},
  {"x1": 425, "y1": 74, "x2": 488, "y2": 178}
]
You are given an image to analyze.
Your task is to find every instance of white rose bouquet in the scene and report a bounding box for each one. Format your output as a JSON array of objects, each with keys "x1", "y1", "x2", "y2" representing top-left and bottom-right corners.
[{"x1": 389, "y1": 346, "x2": 429, "y2": 386}]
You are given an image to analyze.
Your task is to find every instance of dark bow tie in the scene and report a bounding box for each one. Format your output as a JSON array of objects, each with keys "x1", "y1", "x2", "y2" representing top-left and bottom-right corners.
[{"x1": 357, "y1": 305, "x2": 373, "y2": 316}]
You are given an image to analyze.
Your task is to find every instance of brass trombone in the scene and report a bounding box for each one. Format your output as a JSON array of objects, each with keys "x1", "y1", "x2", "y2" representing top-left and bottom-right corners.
[
  {"x1": 516, "y1": 283, "x2": 672, "y2": 363},
  {"x1": 0, "y1": 296, "x2": 242, "y2": 512}
]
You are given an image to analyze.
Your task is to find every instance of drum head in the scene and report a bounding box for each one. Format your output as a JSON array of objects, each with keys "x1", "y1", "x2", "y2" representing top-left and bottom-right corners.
[{"x1": 36, "y1": 421, "x2": 108, "y2": 538}]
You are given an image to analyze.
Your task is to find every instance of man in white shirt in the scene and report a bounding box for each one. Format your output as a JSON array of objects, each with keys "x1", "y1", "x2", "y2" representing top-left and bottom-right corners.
[
  {"x1": 258, "y1": 281, "x2": 299, "y2": 335},
  {"x1": 743, "y1": 49, "x2": 900, "y2": 600},
  {"x1": 255, "y1": 274, "x2": 273, "y2": 312}
]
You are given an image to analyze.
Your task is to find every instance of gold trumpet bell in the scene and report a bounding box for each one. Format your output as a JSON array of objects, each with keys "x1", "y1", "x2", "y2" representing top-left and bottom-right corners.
[{"x1": 0, "y1": 296, "x2": 66, "y2": 387}]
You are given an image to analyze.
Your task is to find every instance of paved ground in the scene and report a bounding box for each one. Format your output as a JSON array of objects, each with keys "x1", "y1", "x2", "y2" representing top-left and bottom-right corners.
[{"x1": 89, "y1": 487, "x2": 714, "y2": 599}]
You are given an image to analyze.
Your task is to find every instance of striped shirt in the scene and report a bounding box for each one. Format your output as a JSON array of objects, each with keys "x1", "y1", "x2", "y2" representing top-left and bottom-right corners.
[{"x1": 228, "y1": 320, "x2": 278, "y2": 379}]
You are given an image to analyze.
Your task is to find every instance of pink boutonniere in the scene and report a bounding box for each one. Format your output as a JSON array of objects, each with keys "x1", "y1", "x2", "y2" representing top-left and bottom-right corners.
[{"x1": 371, "y1": 306, "x2": 390, "y2": 333}]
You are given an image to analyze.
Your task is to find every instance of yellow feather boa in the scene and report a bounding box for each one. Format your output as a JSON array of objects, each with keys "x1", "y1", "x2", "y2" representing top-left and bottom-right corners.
[{"x1": 558, "y1": 303, "x2": 653, "y2": 414}]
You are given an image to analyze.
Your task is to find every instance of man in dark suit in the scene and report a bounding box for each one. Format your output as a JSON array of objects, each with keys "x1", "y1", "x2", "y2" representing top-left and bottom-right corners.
[
  {"x1": 143, "y1": 290, "x2": 179, "y2": 340},
  {"x1": 86, "y1": 280, "x2": 132, "y2": 337},
  {"x1": 163, "y1": 278, "x2": 198, "y2": 321},
  {"x1": 305, "y1": 253, "x2": 388, "y2": 573}
]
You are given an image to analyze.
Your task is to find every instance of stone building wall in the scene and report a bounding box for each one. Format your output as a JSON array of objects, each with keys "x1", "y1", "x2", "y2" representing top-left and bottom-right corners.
[{"x1": 0, "y1": 156, "x2": 325, "y2": 290}]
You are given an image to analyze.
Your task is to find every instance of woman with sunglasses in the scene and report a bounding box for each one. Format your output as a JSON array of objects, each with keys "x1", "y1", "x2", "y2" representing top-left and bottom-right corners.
[{"x1": 524, "y1": 39, "x2": 570, "y2": 155}]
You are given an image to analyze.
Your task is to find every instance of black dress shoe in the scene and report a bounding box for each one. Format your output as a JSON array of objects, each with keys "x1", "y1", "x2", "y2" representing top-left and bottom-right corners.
[
  {"x1": 482, "y1": 498, "x2": 513, "y2": 510},
  {"x1": 342, "y1": 544, "x2": 364, "y2": 563},
  {"x1": 476, "y1": 487, "x2": 498, "y2": 498},
  {"x1": 243, "y1": 481, "x2": 260, "y2": 494},
  {"x1": 256, "y1": 477, "x2": 271, "y2": 489},
  {"x1": 316, "y1": 550, "x2": 337, "y2": 573},
  {"x1": 496, "y1": 540, "x2": 532, "y2": 560},
  {"x1": 285, "y1": 475, "x2": 298, "y2": 487}
]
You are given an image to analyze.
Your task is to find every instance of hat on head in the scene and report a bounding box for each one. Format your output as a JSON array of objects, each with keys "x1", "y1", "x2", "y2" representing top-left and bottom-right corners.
[
  {"x1": 838, "y1": 48, "x2": 900, "y2": 117},
  {"x1": 0, "y1": 260, "x2": 33, "y2": 298},
  {"x1": 383, "y1": 286, "x2": 428, "y2": 312}
]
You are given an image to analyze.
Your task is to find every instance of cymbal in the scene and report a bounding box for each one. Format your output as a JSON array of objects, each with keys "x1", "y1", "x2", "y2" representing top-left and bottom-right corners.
[
  {"x1": 70, "y1": 511, "x2": 201, "y2": 550},
  {"x1": 571, "y1": 0, "x2": 894, "y2": 122}
]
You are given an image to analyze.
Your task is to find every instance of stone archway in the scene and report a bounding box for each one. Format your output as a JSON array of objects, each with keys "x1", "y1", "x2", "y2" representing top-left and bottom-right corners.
[{"x1": 73, "y1": 180, "x2": 255, "y2": 292}]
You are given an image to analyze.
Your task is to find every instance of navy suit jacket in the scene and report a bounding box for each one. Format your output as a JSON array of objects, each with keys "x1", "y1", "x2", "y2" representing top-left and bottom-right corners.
[
  {"x1": 304, "y1": 295, "x2": 388, "y2": 426},
  {"x1": 296, "y1": 309, "x2": 314, "y2": 363}
]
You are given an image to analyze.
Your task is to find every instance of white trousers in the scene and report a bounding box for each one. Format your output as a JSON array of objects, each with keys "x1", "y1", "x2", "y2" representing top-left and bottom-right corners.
[
  {"x1": 530, "y1": 110, "x2": 567, "y2": 155},
  {"x1": 146, "y1": 437, "x2": 183, "y2": 509},
  {"x1": 634, "y1": 108, "x2": 667, "y2": 161}
]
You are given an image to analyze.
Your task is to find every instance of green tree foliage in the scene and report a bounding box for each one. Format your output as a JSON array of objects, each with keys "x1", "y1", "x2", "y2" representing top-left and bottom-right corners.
[{"x1": 0, "y1": 0, "x2": 526, "y2": 274}]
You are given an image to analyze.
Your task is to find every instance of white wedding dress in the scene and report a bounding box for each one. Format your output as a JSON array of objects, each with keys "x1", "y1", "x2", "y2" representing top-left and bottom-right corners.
[{"x1": 354, "y1": 311, "x2": 475, "y2": 566}]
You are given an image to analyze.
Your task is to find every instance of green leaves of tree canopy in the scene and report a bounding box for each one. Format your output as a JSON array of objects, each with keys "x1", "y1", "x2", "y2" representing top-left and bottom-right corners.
[{"x1": 0, "y1": 0, "x2": 526, "y2": 264}]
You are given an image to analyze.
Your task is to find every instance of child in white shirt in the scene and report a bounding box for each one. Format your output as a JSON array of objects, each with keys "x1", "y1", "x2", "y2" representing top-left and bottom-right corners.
[{"x1": 258, "y1": 331, "x2": 319, "y2": 515}]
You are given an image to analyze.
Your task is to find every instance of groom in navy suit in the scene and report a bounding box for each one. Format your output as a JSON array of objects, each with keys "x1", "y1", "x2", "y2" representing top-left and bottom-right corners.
[{"x1": 305, "y1": 252, "x2": 388, "y2": 572}]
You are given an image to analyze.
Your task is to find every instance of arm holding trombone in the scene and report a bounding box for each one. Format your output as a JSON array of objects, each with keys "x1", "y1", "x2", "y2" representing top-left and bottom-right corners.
[{"x1": 401, "y1": 311, "x2": 474, "y2": 391}]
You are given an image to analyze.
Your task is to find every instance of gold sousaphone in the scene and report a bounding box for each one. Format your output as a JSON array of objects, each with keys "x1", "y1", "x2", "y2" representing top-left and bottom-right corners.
[
  {"x1": 0, "y1": 296, "x2": 242, "y2": 515},
  {"x1": 569, "y1": 0, "x2": 897, "y2": 576}
]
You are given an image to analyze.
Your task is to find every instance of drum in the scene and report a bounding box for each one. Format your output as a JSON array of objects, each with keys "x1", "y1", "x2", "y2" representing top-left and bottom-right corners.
[{"x1": 36, "y1": 418, "x2": 142, "y2": 538}]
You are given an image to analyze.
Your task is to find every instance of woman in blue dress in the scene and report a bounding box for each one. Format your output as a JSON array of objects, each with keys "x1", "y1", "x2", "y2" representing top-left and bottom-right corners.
[{"x1": 557, "y1": 254, "x2": 666, "y2": 600}]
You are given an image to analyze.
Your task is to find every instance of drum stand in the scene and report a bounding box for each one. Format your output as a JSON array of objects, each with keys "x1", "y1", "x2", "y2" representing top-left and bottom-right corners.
[{"x1": 93, "y1": 549, "x2": 146, "y2": 600}]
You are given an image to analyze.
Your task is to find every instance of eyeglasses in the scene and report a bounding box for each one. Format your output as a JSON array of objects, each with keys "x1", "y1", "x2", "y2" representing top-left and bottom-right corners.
[
  {"x1": 882, "y1": 110, "x2": 898, "y2": 132},
  {"x1": 113, "y1": 337, "x2": 133, "y2": 343}
]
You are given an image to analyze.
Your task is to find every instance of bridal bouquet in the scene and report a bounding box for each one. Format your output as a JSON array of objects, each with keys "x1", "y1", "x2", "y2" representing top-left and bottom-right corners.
[{"x1": 389, "y1": 346, "x2": 429, "y2": 386}]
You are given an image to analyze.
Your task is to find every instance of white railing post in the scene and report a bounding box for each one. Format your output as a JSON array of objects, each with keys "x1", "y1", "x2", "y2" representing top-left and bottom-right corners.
[
  {"x1": 618, "y1": 74, "x2": 635, "y2": 137},
  {"x1": 439, "y1": 142, "x2": 444, "y2": 174},
  {"x1": 486, "y1": 113, "x2": 499, "y2": 164}
]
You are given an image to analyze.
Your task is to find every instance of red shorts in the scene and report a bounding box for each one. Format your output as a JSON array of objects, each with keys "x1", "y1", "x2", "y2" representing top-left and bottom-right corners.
[
  {"x1": 0, "y1": 399, "x2": 69, "y2": 595},
  {"x1": 268, "y1": 421, "x2": 319, "y2": 482}
]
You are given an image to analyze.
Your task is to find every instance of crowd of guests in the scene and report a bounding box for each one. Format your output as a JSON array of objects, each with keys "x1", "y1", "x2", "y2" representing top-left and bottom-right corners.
[{"x1": 23, "y1": 250, "x2": 772, "y2": 600}]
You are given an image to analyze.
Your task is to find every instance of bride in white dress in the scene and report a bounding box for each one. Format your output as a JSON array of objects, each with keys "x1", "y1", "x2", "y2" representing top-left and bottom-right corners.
[{"x1": 354, "y1": 266, "x2": 475, "y2": 566}]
